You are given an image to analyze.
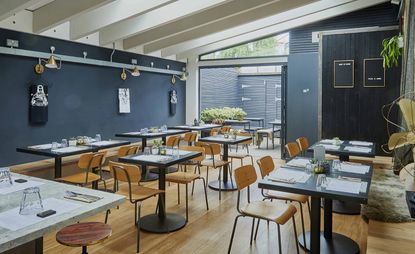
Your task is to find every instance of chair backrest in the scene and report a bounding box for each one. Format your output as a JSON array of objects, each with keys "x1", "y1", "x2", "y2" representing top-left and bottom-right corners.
[
  {"x1": 109, "y1": 161, "x2": 141, "y2": 184},
  {"x1": 166, "y1": 135, "x2": 180, "y2": 147},
  {"x1": 257, "y1": 156, "x2": 275, "y2": 178},
  {"x1": 183, "y1": 132, "x2": 198, "y2": 143},
  {"x1": 220, "y1": 125, "x2": 231, "y2": 133},
  {"x1": 194, "y1": 141, "x2": 205, "y2": 147},
  {"x1": 285, "y1": 142, "x2": 300, "y2": 158},
  {"x1": 210, "y1": 128, "x2": 221, "y2": 136},
  {"x1": 78, "y1": 151, "x2": 106, "y2": 170},
  {"x1": 238, "y1": 132, "x2": 253, "y2": 145},
  {"x1": 204, "y1": 143, "x2": 221, "y2": 156},
  {"x1": 296, "y1": 137, "x2": 309, "y2": 152},
  {"x1": 179, "y1": 145, "x2": 205, "y2": 161},
  {"x1": 118, "y1": 144, "x2": 139, "y2": 157},
  {"x1": 234, "y1": 165, "x2": 257, "y2": 191}
]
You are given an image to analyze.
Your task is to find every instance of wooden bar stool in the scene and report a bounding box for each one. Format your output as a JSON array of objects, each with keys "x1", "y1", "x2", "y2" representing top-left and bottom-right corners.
[{"x1": 56, "y1": 222, "x2": 112, "y2": 254}]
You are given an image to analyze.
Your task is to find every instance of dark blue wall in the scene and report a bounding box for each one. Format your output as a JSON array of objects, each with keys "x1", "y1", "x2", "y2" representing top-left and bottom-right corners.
[
  {"x1": 286, "y1": 3, "x2": 399, "y2": 144},
  {"x1": 0, "y1": 28, "x2": 186, "y2": 166}
]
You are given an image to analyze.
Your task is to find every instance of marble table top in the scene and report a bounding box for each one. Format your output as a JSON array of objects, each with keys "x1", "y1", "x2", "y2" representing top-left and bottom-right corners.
[{"x1": 0, "y1": 173, "x2": 125, "y2": 252}]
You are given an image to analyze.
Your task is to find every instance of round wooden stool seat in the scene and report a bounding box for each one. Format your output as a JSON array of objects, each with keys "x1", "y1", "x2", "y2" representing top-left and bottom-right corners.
[{"x1": 56, "y1": 222, "x2": 112, "y2": 250}]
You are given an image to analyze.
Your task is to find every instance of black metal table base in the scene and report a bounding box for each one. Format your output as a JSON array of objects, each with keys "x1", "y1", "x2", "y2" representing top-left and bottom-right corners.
[
  {"x1": 140, "y1": 172, "x2": 159, "y2": 182},
  {"x1": 208, "y1": 180, "x2": 237, "y2": 191},
  {"x1": 321, "y1": 199, "x2": 362, "y2": 215},
  {"x1": 149, "y1": 166, "x2": 178, "y2": 175},
  {"x1": 298, "y1": 232, "x2": 360, "y2": 254},
  {"x1": 139, "y1": 213, "x2": 186, "y2": 233}
]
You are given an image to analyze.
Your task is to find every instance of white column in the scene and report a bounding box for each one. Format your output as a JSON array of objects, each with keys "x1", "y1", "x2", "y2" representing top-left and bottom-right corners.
[{"x1": 185, "y1": 56, "x2": 199, "y2": 123}]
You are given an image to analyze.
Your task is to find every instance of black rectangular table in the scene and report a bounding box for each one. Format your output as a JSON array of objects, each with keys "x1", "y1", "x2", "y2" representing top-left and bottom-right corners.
[
  {"x1": 308, "y1": 140, "x2": 375, "y2": 214},
  {"x1": 198, "y1": 135, "x2": 252, "y2": 191},
  {"x1": 115, "y1": 129, "x2": 189, "y2": 150},
  {"x1": 308, "y1": 140, "x2": 376, "y2": 161},
  {"x1": 168, "y1": 124, "x2": 222, "y2": 137},
  {"x1": 245, "y1": 117, "x2": 265, "y2": 127},
  {"x1": 224, "y1": 119, "x2": 251, "y2": 130},
  {"x1": 258, "y1": 161, "x2": 373, "y2": 254},
  {"x1": 115, "y1": 129, "x2": 189, "y2": 181},
  {"x1": 119, "y1": 150, "x2": 201, "y2": 233},
  {"x1": 16, "y1": 140, "x2": 130, "y2": 178}
]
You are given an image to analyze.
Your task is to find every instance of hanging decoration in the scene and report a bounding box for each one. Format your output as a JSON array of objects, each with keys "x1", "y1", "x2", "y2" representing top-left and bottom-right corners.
[
  {"x1": 29, "y1": 81, "x2": 49, "y2": 124},
  {"x1": 118, "y1": 88, "x2": 131, "y2": 113},
  {"x1": 169, "y1": 88, "x2": 177, "y2": 116}
]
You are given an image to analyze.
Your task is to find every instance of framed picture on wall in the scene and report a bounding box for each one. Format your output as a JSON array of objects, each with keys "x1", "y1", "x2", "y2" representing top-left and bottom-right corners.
[
  {"x1": 363, "y1": 58, "x2": 385, "y2": 88},
  {"x1": 333, "y1": 60, "x2": 354, "y2": 88}
]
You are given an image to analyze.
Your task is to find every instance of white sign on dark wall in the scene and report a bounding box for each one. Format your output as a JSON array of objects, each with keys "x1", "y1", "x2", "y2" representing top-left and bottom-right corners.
[{"x1": 118, "y1": 88, "x2": 130, "y2": 113}]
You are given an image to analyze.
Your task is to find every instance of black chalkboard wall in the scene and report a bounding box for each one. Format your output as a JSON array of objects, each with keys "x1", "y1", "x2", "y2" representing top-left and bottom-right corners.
[
  {"x1": 322, "y1": 30, "x2": 401, "y2": 154},
  {"x1": 0, "y1": 28, "x2": 186, "y2": 166}
]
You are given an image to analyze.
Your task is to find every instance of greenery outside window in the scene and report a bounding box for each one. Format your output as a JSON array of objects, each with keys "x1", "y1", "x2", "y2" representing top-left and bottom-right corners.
[{"x1": 200, "y1": 33, "x2": 289, "y2": 60}]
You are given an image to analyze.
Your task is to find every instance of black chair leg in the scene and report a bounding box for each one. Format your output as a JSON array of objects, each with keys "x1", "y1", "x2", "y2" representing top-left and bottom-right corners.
[
  {"x1": 177, "y1": 183, "x2": 180, "y2": 204},
  {"x1": 82, "y1": 246, "x2": 88, "y2": 254},
  {"x1": 201, "y1": 178, "x2": 209, "y2": 210},
  {"x1": 134, "y1": 203, "x2": 138, "y2": 225},
  {"x1": 292, "y1": 216, "x2": 300, "y2": 254},
  {"x1": 185, "y1": 183, "x2": 189, "y2": 222},
  {"x1": 136, "y1": 203, "x2": 141, "y2": 253},
  {"x1": 277, "y1": 224, "x2": 282, "y2": 254},
  {"x1": 254, "y1": 218, "x2": 260, "y2": 240},
  {"x1": 299, "y1": 202, "x2": 307, "y2": 249},
  {"x1": 227, "y1": 215, "x2": 242, "y2": 254},
  {"x1": 104, "y1": 209, "x2": 110, "y2": 224},
  {"x1": 250, "y1": 218, "x2": 255, "y2": 245}
]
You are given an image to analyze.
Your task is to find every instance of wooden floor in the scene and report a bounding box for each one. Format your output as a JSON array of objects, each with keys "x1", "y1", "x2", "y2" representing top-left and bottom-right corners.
[{"x1": 41, "y1": 147, "x2": 393, "y2": 254}]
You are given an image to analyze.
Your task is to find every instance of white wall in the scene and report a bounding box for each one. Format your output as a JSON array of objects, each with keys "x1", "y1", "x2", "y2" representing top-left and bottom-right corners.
[{"x1": 185, "y1": 56, "x2": 199, "y2": 123}]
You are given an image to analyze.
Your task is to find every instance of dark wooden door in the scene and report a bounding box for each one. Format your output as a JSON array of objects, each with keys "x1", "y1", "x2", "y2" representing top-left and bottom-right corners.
[{"x1": 321, "y1": 30, "x2": 401, "y2": 154}]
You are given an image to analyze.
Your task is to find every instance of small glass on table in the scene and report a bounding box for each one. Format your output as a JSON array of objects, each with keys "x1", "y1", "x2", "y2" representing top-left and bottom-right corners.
[
  {"x1": 0, "y1": 167, "x2": 13, "y2": 188},
  {"x1": 19, "y1": 187, "x2": 44, "y2": 215}
]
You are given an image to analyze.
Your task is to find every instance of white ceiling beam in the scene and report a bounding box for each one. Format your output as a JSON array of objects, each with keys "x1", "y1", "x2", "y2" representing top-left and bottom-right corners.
[
  {"x1": 69, "y1": 0, "x2": 177, "y2": 40},
  {"x1": 99, "y1": 0, "x2": 232, "y2": 46},
  {"x1": 173, "y1": 0, "x2": 388, "y2": 59},
  {"x1": 123, "y1": 0, "x2": 278, "y2": 49},
  {"x1": 142, "y1": 0, "x2": 314, "y2": 54},
  {"x1": 0, "y1": 0, "x2": 40, "y2": 21},
  {"x1": 33, "y1": 0, "x2": 114, "y2": 33}
]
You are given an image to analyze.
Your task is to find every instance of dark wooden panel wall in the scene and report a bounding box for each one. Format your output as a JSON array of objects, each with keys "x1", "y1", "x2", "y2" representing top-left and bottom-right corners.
[{"x1": 321, "y1": 30, "x2": 401, "y2": 154}]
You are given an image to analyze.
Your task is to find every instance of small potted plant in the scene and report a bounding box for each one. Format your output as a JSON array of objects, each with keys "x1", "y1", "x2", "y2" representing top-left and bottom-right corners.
[
  {"x1": 230, "y1": 129, "x2": 239, "y2": 139},
  {"x1": 333, "y1": 137, "x2": 341, "y2": 146},
  {"x1": 380, "y1": 34, "x2": 403, "y2": 69},
  {"x1": 152, "y1": 140, "x2": 164, "y2": 155}
]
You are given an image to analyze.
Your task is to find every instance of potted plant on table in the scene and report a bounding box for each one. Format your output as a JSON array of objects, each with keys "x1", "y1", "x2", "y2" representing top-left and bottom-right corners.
[{"x1": 152, "y1": 140, "x2": 164, "y2": 155}]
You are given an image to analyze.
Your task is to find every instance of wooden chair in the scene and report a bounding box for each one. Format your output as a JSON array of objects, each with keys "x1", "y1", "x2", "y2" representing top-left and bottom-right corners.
[
  {"x1": 165, "y1": 146, "x2": 209, "y2": 221},
  {"x1": 108, "y1": 161, "x2": 163, "y2": 253},
  {"x1": 166, "y1": 135, "x2": 180, "y2": 148},
  {"x1": 56, "y1": 222, "x2": 112, "y2": 254},
  {"x1": 201, "y1": 143, "x2": 230, "y2": 200},
  {"x1": 256, "y1": 156, "x2": 310, "y2": 248},
  {"x1": 228, "y1": 132, "x2": 254, "y2": 167},
  {"x1": 220, "y1": 125, "x2": 231, "y2": 134},
  {"x1": 296, "y1": 137, "x2": 309, "y2": 155},
  {"x1": 182, "y1": 132, "x2": 198, "y2": 146},
  {"x1": 210, "y1": 127, "x2": 221, "y2": 136},
  {"x1": 57, "y1": 151, "x2": 106, "y2": 188},
  {"x1": 228, "y1": 165, "x2": 299, "y2": 254},
  {"x1": 285, "y1": 142, "x2": 301, "y2": 158},
  {"x1": 101, "y1": 144, "x2": 140, "y2": 190}
]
